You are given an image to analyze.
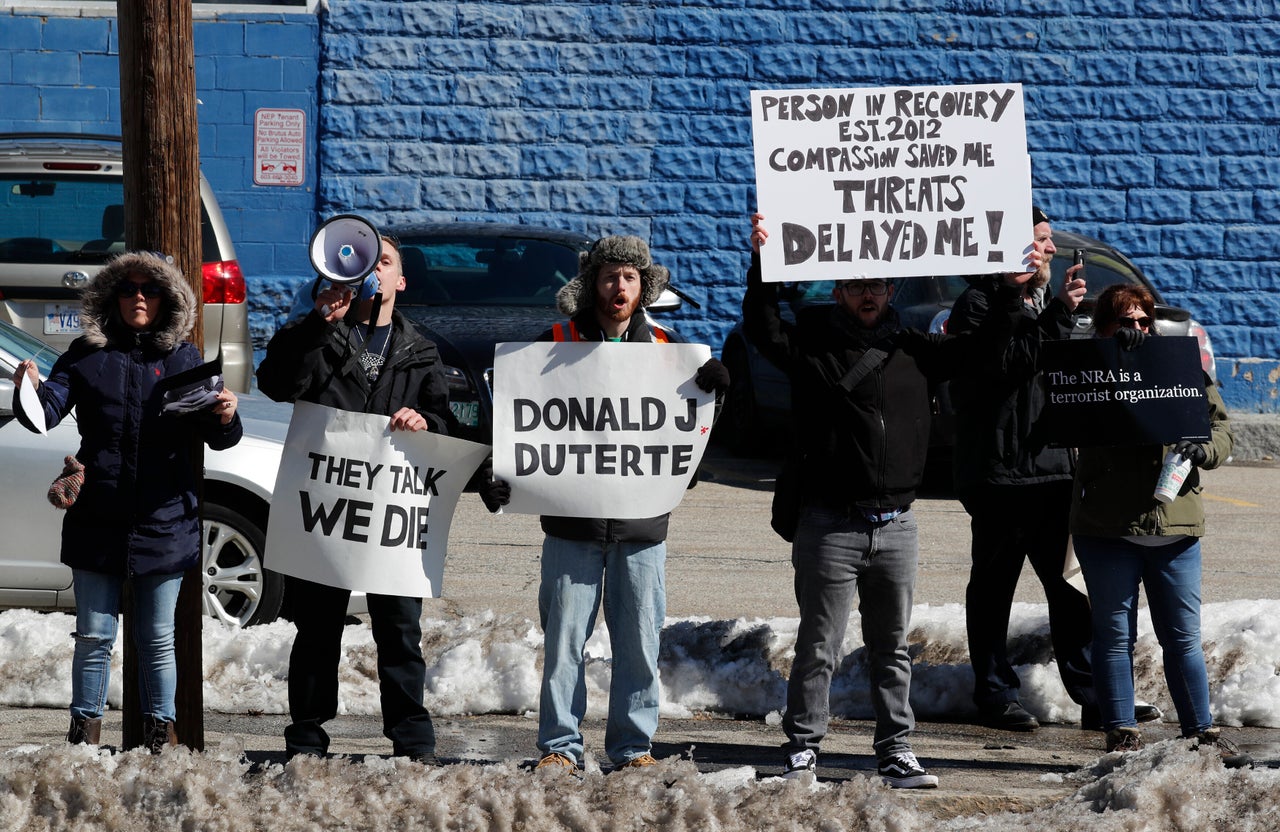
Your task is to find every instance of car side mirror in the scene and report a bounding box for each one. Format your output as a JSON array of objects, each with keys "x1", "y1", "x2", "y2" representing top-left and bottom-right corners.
[{"x1": 648, "y1": 288, "x2": 683, "y2": 313}]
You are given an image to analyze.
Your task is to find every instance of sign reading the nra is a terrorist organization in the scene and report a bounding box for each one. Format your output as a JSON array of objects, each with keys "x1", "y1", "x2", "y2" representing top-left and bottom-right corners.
[
  {"x1": 1040, "y1": 336, "x2": 1211, "y2": 448},
  {"x1": 492, "y1": 341, "x2": 715, "y2": 519},
  {"x1": 750, "y1": 83, "x2": 1032, "y2": 283},
  {"x1": 266, "y1": 401, "x2": 489, "y2": 598}
]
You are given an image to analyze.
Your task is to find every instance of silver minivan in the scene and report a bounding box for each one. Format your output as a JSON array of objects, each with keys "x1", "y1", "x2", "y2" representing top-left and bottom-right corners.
[{"x1": 0, "y1": 133, "x2": 252, "y2": 392}]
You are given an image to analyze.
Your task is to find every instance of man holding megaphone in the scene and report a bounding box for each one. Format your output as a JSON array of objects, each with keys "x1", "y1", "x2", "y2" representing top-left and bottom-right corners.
[{"x1": 257, "y1": 216, "x2": 457, "y2": 763}]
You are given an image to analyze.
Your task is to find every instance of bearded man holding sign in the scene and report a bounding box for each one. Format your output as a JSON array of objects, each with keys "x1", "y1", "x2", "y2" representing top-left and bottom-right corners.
[{"x1": 481, "y1": 236, "x2": 729, "y2": 772}]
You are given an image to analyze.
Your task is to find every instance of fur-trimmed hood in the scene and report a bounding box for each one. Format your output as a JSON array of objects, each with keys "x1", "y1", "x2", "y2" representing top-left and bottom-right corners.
[
  {"x1": 555, "y1": 235, "x2": 670, "y2": 318},
  {"x1": 80, "y1": 252, "x2": 197, "y2": 351}
]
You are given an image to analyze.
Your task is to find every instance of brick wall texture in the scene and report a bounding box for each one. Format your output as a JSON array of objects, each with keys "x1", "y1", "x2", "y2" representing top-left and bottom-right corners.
[{"x1": 3, "y1": 1, "x2": 1278, "y2": 409}]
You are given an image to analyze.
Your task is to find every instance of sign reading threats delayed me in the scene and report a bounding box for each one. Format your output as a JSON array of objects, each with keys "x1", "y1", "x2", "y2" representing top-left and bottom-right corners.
[
  {"x1": 492, "y1": 341, "x2": 715, "y2": 518},
  {"x1": 265, "y1": 401, "x2": 490, "y2": 598},
  {"x1": 1040, "y1": 336, "x2": 1211, "y2": 448},
  {"x1": 751, "y1": 83, "x2": 1032, "y2": 282}
]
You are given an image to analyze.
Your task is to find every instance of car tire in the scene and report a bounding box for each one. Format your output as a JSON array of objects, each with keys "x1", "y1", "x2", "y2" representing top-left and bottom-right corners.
[
  {"x1": 201, "y1": 502, "x2": 283, "y2": 627},
  {"x1": 718, "y1": 342, "x2": 766, "y2": 457}
]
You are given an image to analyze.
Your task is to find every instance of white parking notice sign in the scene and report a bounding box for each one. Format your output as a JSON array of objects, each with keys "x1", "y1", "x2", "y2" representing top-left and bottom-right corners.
[{"x1": 253, "y1": 108, "x2": 305, "y2": 186}]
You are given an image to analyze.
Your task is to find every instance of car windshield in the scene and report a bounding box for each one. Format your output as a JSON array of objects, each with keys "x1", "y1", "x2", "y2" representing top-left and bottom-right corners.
[
  {"x1": 396, "y1": 235, "x2": 583, "y2": 307},
  {"x1": 0, "y1": 319, "x2": 60, "y2": 376}
]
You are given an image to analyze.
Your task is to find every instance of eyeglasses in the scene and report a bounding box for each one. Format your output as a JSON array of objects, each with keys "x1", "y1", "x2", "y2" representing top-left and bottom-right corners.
[
  {"x1": 115, "y1": 281, "x2": 163, "y2": 299},
  {"x1": 838, "y1": 280, "x2": 889, "y2": 296},
  {"x1": 1115, "y1": 316, "x2": 1152, "y2": 330}
]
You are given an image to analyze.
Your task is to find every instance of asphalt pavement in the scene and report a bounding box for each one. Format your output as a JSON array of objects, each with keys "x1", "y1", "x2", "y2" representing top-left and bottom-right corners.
[{"x1": 3, "y1": 442, "x2": 1279, "y2": 815}]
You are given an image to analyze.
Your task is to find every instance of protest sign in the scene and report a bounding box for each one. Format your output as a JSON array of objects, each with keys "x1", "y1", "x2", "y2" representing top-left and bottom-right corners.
[
  {"x1": 265, "y1": 401, "x2": 489, "y2": 597},
  {"x1": 750, "y1": 83, "x2": 1032, "y2": 282},
  {"x1": 492, "y1": 341, "x2": 714, "y2": 518},
  {"x1": 1040, "y1": 336, "x2": 1211, "y2": 447}
]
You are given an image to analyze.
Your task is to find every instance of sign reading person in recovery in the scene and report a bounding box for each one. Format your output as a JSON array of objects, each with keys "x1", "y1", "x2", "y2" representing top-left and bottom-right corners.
[
  {"x1": 750, "y1": 83, "x2": 1032, "y2": 283},
  {"x1": 1040, "y1": 336, "x2": 1211, "y2": 448},
  {"x1": 492, "y1": 341, "x2": 715, "y2": 518},
  {"x1": 265, "y1": 401, "x2": 490, "y2": 597}
]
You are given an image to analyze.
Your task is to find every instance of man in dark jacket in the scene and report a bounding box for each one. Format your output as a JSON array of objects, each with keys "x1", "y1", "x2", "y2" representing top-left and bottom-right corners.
[
  {"x1": 949, "y1": 206, "x2": 1116, "y2": 732},
  {"x1": 743, "y1": 212, "x2": 1038, "y2": 788},
  {"x1": 257, "y1": 233, "x2": 456, "y2": 762},
  {"x1": 485, "y1": 235, "x2": 728, "y2": 773}
]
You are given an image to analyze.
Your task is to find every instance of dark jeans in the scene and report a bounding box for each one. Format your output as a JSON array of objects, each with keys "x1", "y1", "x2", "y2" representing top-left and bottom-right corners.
[
  {"x1": 961, "y1": 480, "x2": 1095, "y2": 710},
  {"x1": 783, "y1": 504, "x2": 919, "y2": 759},
  {"x1": 284, "y1": 576, "x2": 435, "y2": 758}
]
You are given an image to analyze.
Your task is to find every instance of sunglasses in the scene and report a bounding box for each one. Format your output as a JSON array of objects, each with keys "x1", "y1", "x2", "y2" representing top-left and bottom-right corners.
[
  {"x1": 838, "y1": 280, "x2": 889, "y2": 296},
  {"x1": 115, "y1": 281, "x2": 164, "y2": 299},
  {"x1": 1115, "y1": 316, "x2": 1152, "y2": 330}
]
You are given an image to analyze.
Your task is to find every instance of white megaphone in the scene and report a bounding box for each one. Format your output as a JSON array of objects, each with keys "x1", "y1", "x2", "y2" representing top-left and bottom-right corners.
[{"x1": 308, "y1": 214, "x2": 382, "y2": 311}]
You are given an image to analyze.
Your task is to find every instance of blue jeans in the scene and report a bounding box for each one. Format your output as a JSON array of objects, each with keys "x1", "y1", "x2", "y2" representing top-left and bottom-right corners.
[
  {"x1": 70, "y1": 569, "x2": 185, "y2": 723},
  {"x1": 783, "y1": 504, "x2": 919, "y2": 759},
  {"x1": 1074, "y1": 535, "x2": 1211, "y2": 736},
  {"x1": 537, "y1": 534, "x2": 665, "y2": 765}
]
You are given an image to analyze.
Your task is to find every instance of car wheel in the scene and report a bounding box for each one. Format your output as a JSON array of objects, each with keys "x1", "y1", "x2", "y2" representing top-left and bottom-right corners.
[
  {"x1": 719, "y1": 343, "x2": 764, "y2": 456},
  {"x1": 201, "y1": 502, "x2": 283, "y2": 627}
]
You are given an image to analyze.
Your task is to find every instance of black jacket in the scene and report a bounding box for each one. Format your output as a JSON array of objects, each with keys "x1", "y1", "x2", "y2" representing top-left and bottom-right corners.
[
  {"x1": 534, "y1": 311, "x2": 683, "y2": 544},
  {"x1": 742, "y1": 252, "x2": 1011, "y2": 513},
  {"x1": 257, "y1": 308, "x2": 456, "y2": 433},
  {"x1": 17, "y1": 256, "x2": 243, "y2": 577},
  {"x1": 948, "y1": 277, "x2": 1075, "y2": 493}
]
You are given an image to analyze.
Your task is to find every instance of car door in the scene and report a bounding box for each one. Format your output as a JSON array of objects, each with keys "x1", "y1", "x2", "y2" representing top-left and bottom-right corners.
[{"x1": 0, "y1": 367, "x2": 76, "y2": 599}]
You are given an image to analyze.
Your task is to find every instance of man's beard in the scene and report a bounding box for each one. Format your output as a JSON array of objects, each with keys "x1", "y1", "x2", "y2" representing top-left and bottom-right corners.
[
  {"x1": 598, "y1": 293, "x2": 640, "y2": 323},
  {"x1": 1027, "y1": 261, "x2": 1052, "y2": 290}
]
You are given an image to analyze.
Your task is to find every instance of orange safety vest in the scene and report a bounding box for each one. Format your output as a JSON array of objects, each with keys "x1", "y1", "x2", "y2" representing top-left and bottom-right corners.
[{"x1": 551, "y1": 320, "x2": 670, "y2": 343}]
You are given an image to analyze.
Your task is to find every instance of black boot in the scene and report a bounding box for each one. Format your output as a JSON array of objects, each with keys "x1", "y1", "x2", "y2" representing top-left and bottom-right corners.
[
  {"x1": 67, "y1": 716, "x2": 102, "y2": 745},
  {"x1": 142, "y1": 716, "x2": 177, "y2": 754}
]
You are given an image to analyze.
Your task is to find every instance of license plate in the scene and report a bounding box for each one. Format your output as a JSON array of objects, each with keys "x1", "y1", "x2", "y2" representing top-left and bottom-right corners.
[
  {"x1": 44, "y1": 304, "x2": 82, "y2": 335},
  {"x1": 450, "y1": 400, "x2": 480, "y2": 427}
]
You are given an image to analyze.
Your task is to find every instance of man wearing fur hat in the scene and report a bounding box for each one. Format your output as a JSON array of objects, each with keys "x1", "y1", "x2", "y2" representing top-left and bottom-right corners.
[{"x1": 480, "y1": 235, "x2": 729, "y2": 772}]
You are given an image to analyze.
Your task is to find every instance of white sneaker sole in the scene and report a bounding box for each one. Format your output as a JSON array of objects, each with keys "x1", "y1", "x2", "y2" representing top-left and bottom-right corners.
[{"x1": 881, "y1": 773, "x2": 939, "y2": 789}]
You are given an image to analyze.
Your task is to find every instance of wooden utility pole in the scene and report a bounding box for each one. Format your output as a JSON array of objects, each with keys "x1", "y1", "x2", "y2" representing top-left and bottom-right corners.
[{"x1": 116, "y1": 0, "x2": 205, "y2": 751}]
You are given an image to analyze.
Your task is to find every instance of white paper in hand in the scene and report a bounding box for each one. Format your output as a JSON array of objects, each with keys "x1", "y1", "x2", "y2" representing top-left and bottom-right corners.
[{"x1": 18, "y1": 380, "x2": 46, "y2": 435}]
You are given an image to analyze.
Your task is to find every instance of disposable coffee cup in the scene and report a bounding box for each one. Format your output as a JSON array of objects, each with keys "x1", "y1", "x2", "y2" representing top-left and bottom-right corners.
[{"x1": 1153, "y1": 450, "x2": 1192, "y2": 503}]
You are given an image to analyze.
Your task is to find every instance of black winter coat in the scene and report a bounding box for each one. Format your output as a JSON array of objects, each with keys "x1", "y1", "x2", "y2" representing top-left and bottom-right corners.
[
  {"x1": 534, "y1": 312, "x2": 685, "y2": 544},
  {"x1": 17, "y1": 260, "x2": 243, "y2": 577},
  {"x1": 742, "y1": 252, "x2": 1014, "y2": 513},
  {"x1": 948, "y1": 277, "x2": 1075, "y2": 493},
  {"x1": 256, "y1": 309, "x2": 456, "y2": 433}
]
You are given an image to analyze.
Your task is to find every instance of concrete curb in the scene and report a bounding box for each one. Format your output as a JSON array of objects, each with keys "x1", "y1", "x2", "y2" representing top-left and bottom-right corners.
[{"x1": 1228, "y1": 412, "x2": 1280, "y2": 462}]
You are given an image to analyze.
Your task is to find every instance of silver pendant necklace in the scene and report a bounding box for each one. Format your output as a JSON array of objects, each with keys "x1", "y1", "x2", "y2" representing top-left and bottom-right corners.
[{"x1": 360, "y1": 323, "x2": 391, "y2": 382}]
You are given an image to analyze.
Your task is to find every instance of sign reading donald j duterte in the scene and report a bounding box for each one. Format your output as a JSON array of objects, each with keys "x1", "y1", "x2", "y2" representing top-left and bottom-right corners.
[{"x1": 492, "y1": 341, "x2": 715, "y2": 518}]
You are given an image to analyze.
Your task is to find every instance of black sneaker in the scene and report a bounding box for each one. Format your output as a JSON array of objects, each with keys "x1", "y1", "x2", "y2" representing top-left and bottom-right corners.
[
  {"x1": 878, "y1": 751, "x2": 938, "y2": 789},
  {"x1": 1134, "y1": 701, "x2": 1163, "y2": 723},
  {"x1": 1083, "y1": 701, "x2": 1163, "y2": 731},
  {"x1": 782, "y1": 748, "x2": 816, "y2": 779},
  {"x1": 978, "y1": 701, "x2": 1040, "y2": 731}
]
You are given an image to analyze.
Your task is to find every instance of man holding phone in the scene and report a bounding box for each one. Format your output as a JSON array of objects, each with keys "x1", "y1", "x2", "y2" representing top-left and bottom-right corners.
[{"x1": 948, "y1": 206, "x2": 1103, "y2": 731}]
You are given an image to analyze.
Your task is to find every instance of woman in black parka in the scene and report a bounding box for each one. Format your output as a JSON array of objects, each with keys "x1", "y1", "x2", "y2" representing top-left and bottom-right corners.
[{"x1": 11, "y1": 251, "x2": 242, "y2": 751}]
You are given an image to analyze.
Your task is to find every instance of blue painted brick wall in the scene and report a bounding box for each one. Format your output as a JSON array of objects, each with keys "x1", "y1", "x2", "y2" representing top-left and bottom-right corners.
[{"x1": 5, "y1": 2, "x2": 1280, "y2": 410}]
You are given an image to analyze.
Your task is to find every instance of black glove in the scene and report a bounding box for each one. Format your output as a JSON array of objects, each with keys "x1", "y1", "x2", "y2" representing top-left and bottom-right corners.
[
  {"x1": 479, "y1": 473, "x2": 511, "y2": 513},
  {"x1": 1113, "y1": 327, "x2": 1147, "y2": 351},
  {"x1": 1172, "y1": 440, "x2": 1207, "y2": 467},
  {"x1": 695, "y1": 358, "x2": 731, "y2": 394}
]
